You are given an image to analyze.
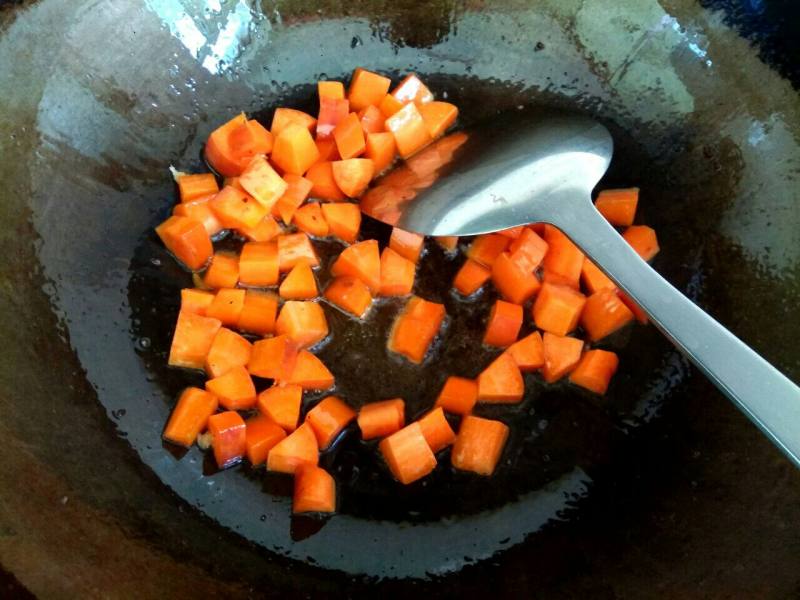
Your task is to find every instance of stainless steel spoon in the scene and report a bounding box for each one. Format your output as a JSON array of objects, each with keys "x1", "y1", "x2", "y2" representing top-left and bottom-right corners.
[{"x1": 360, "y1": 112, "x2": 800, "y2": 467}]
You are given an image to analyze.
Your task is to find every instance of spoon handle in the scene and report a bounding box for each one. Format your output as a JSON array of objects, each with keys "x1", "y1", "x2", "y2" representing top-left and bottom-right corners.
[{"x1": 554, "y1": 202, "x2": 800, "y2": 467}]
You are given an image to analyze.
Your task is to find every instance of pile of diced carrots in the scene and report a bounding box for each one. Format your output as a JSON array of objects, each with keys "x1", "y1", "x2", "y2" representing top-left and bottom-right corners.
[{"x1": 156, "y1": 68, "x2": 658, "y2": 519}]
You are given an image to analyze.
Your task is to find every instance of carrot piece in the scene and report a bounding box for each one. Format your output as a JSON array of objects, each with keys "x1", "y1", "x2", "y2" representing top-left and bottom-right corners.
[
  {"x1": 205, "y1": 365, "x2": 256, "y2": 410},
  {"x1": 324, "y1": 276, "x2": 372, "y2": 318},
  {"x1": 477, "y1": 352, "x2": 524, "y2": 403},
  {"x1": 581, "y1": 289, "x2": 635, "y2": 341},
  {"x1": 257, "y1": 384, "x2": 302, "y2": 432},
  {"x1": 389, "y1": 227, "x2": 425, "y2": 263},
  {"x1": 279, "y1": 262, "x2": 318, "y2": 300},
  {"x1": 508, "y1": 227, "x2": 549, "y2": 271},
  {"x1": 532, "y1": 282, "x2": 587, "y2": 336},
  {"x1": 623, "y1": 225, "x2": 660, "y2": 261},
  {"x1": 436, "y1": 236, "x2": 458, "y2": 251},
  {"x1": 483, "y1": 299, "x2": 523, "y2": 347},
  {"x1": 451, "y1": 416, "x2": 509, "y2": 476},
  {"x1": 348, "y1": 68, "x2": 392, "y2": 111},
  {"x1": 391, "y1": 73, "x2": 434, "y2": 105},
  {"x1": 358, "y1": 399, "x2": 405, "y2": 440},
  {"x1": 205, "y1": 288, "x2": 246, "y2": 327},
  {"x1": 387, "y1": 296, "x2": 446, "y2": 364},
  {"x1": 208, "y1": 411, "x2": 247, "y2": 468},
  {"x1": 210, "y1": 186, "x2": 268, "y2": 230},
  {"x1": 330, "y1": 239, "x2": 380, "y2": 292},
  {"x1": 245, "y1": 414, "x2": 287, "y2": 465},
  {"x1": 205, "y1": 113, "x2": 248, "y2": 177},
  {"x1": 238, "y1": 155, "x2": 288, "y2": 211},
  {"x1": 569, "y1": 349, "x2": 619, "y2": 395},
  {"x1": 293, "y1": 465, "x2": 336, "y2": 514},
  {"x1": 156, "y1": 215, "x2": 213, "y2": 271},
  {"x1": 163, "y1": 387, "x2": 219, "y2": 447},
  {"x1": 379, "y1": 247, "x2": 415, "y2": 296},
  {"x1": 385, "y1": 102, "x2": 433, "y2": 158},
  {"x1": 178, "y1": 173, "x2": 219, "y2": 203},
  {"x1": 378, "y1": 93, "x2": 404, "y2": 117},
  {"x1": 238, "y1": 241, "x2": 279, "y2": 286},
  {"x1": 541, "y1": 332, "x2": 583, "y2": 383},
  {"x1": 237, "y1": 290, "x2": 278, "y2": 335},
  {"x1": 248, "y1": 334, "x2": 298, "y2": 380},
  {"x1": 224, "y1": 176, "x2": 245, "y2": 191},
  {"x1": 180, "y1": 288, "x2": 215, "y2": 316},
  {"x1": 271, "y1": 123, "x2": 320, "y2": 176},
  {"x1": 333, "y1": 112, "x2": 366, "y2": 160},
  {"x1": 498, "y1": 226, "x2": 524, "y2": 239},
  {"x1": 358, "y1": 105, "x2": 386, "y2": 134},
  {"x1": 314, "y1": 138, "x2": 340, "y2": 164},
  {"x1": 466, "y1": 233, "x2": 509, "y2": 267},
  {"x1": 595, "y1": 188, "x2": 639, "y2": 226},
  {"x1": 293, "y1": 202, "x2": 330, "y2": 237},
  {"x1": 238, "y1": 214, "x2": 283, "y2": 243},
  {"x1": 435, "y1": 376, "x2": 478, "y2": 415},
  {"x1": 173, "y1": 194, "x2": 225, "y2": 237},
  {"x1": 203, "y1": 252, "x2": 239, "y2": 289},
  {"x1": 204, "y1": 327, "x2": 252, "y2": 378},
  {"x1": 271, "y1": 107, "x2": 316, "y2": 136},
  {"x1": 169, "y1": 310, "x2": 222, "y2": 369},
  {"x1": 283, "y1": 350, "x2": 334, "y2": 390},
  {"x1": 320, "y1": 202, "x2": 361, "y2": 244},
  {"x1": 267, "y1": 422, "x2": 319, "y2": 474},
  {"x1": 272, "y1": 174, "x2": 313, "y2": 225},
  {"x1": 276, "y1": 300, "x2": 329, "y2": 348},
  {"x1": 316, "y1": 97, "x2": 350, "y2": 140},
  {"x1": 418, "y1": 101, "x2": 458, "y2": 138},
  {"x1": 365, "y1": 132, "x2": 397, "y2": 175},
  {"x1": 491, "y1": 252, "x2": 541, "y2": 305},
  {"x1": 332, "y1": 158, "x2": 374, "y2": 197},
  {"x1": 506, "y1": 331, "x2": 544, "y2": 372},
  {"x1": 306, "y1": 161, "x2": 346, "y2": 201},
  {"x1": 581, "y1": 258, "x2": 616, "y2": 294},
  {"x1": 277, "y1": 232, "x2": 320, "y2": 272},
  {"x1": 318, "y1": 80, "x2": 345, "y2": 100},
  {"x1": 453, "y1": 258, "x2": 491, "y2": 296},
  {"x1": 542, "y1": 225, "x2": 584, "y2": 289},
  {"x1": 617, "y1": 290, "x2": 648, "y2": 324},
  {"x1": 379, "y1": 423, "x2": 437, "y2": 484},
  {"x1": 228, "y1": 119, "x2": 273, "y2": 160},
  {"x1": 306, "y1": 396, "x2": 356, "y2": 450},
  {"x1": 417, "y1": 407, "x2": 456, "y2": 453}
]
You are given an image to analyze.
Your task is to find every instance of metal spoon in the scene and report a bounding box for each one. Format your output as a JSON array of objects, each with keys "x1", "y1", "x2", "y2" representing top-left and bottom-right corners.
[{"x1": 360, "y1": 111, "x2": 800, "y2": 467}]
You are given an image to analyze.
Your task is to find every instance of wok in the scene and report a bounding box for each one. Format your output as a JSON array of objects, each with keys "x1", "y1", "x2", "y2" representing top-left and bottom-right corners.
[{"x1": 0, "y1": 0, "x2": 798, "y2": 597}]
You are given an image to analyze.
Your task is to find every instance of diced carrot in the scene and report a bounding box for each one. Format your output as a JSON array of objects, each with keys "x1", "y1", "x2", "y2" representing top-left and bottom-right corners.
[
  {"x1": 314, "y1": 138, "x2": 340, "y2": 164},
  {"x1": 324, "y1": 276, "x2": 373, "y2": 318},
  {"x1": 156, "y1": 215, "x2": 213, "y2": 271},
  {"x1": 466, "y1": 233, "x2": 509, "y2": 267},
  {"x1": 581, "y1": 258, "x2": 616, "y2": 294},
  {"x1": 623, "y1": 225, "x2": 660, "y2": 261},
  {"x1": 330, "y1": 239, "x2": 380, "y2": 292},
  {"x1": 477, "y1": 352, "x2": 524, "y2": 403},
  {"x1": 385, "y1": 102, "x2": 432, "y2": 158},
  {"x1": 224, "y1": 176, "x2": 245, "y2": 191},
  {"x1": 498, "y1": 226, "x2": 524, "y2": 239},
  {"x1": 358, "y1": 399, "x2": 405, "y2": 440},
  {"x1": 205, "y1": 327, "x2": 252, "y2": 378},
  {"x1": 508, "y1": 227, "x2": 548, "y2": 271},
  {"x1": 237, "y1": 290, "x2": 278, "y2": 335},
  {"x1": 542, "y1": 225, "x2": 584, "y2": 289},
  {"x1": 277, "y1": 232, "x2": 320, "y2": 271},
  {"x1": 267, "y1": 422, "x2": 319, "y2": 474},
  {"x1": 306, "y1": 396, "x2": 356, "y2": 450},
  {"x1": 317, "y1": 97, "x2": 350, "y2": 140},
  {"x1": 378, "y1": 93, "x2": 404, "y2": 117},
  {"x1": 203, "y1": 252, "x2": 239, "y2": 289},
  {"x1": 388, "y1": 296, "x2": 446, "y2": 364},
  {"x1": 228, "y1": 119, "x2": 273, "y2": 160},
  {"x1": 318, "y1": 80, "x2": 345, "y2": 100},
  {"x1": 173, "y1": 194, "x2": 225, "y2": 237},
  {"x1": 169, "y1": 310, "x2": 222, "y2": 369},
  {"x1": 272, "y1": 174, "x2": 313, "y2": 225},
  {"x1": 238, "y1": 241, "x2": 279, "y2": 286},
  {"x1": 320, "y1": 202, "x2": 361, "y2": 244},
  {"x1": 435, "y1": 235, "x2": 459, "y2": 251},
  {"x1": 532, "y1": 282, "x2": 587, "y2": 336},
  {"x1": 435, "y1": 376, "x2": 478, "y2": 415},
  {"x1": 239, "y1": 214, "x2": 283, "y2": 243},
  {"x1": 541, "y1": 332, "x2": 583, "y2": 383},
  {"x1": 205, "y1": 288, "x2": 246, "y2": 327},
  {"x1": 617, "y1": 290, "x2": 648, "y2": 324},
  {"x1": 163, "y1": 387, "x2": 219, "y2": 447},
  {"x1": 595, "y1": 188, "x2": 639, "y2": 226},
  {"x1": 491, "y1": 252, "x2": 541, "y2": 305},
  {"x1": 271, "y1": 107, "x2": 316, "y2": 136},
  {"x1": 391, "y1": 73, "x2": 434, "y2": 105},
  {"x1": 581, "y1": 288, "x2": 635, "y2": 341},
  {"x1": 238, "y1": 156, "x2": 287, "y2": 212},
  {"x1": 332, "y1": 158, "x2": 374, "y2": 197},
  {"x1": 271, "y1": 123, "x2": 320, "y2": 176},
  {"x1": 293, "y1": 465, "x2": 336, "y2": 514},
  {"x1": 417, "y1": 407, "x2": 456, "y2": 453},
  {"x1": 283, "y1": 350, "x2": 335, "y2": 390},
  {"x1": 178, "y1": 173, "x2": 219, "y2": 203},
  {"x1": 569, "y1": 349, "x2": 619, "y2": 395},
  {"x1": 306, "y1": 161, "x2": 346, "y2": 201},
  {"x1": 205, "y1": 365, "x2": 256, "y2": 410},
  {"x1": 389, "y1": 227, "x2": 425, "y2": 263},
  {"x1": 276, "y1": 300, "x2": 329, "y2": 348},
  {"x1": 453, "y1": 258, "x2": 491, "y2": 296},
  {"x1": 248, "y1": 334, "x2": 298, "y2": 380},
  {"x1": 506, "y1": 331, "x2": 544, "y2": 372},
  {"x1": 418, "y1": 101, "x2": 458, "y2": 138},
  {"x1": 333, "y1": 112, "x2": 366, "y2": 160},
  {"x1": 358, "y1": 105, "x2": 386, "y2": 134},
  {"x1": 365, "y1": 132, "x2": 397, "y2": 175},
  {"x1": 208, "y1": 411, "x2": 247, "y2": 468},
  {"x1": 293, "y1": 202, "x2": 330, "y2": 237},
  {"x1": 205, "y1": 113, "x2": 248, "y2": 177},
  {"x1": 379, "y1": 247, "x2": 415, "y2": 296},
  {"x1": 483, "y1": 299, "x2": 523, "y2": 347},
  {"x1": 257, "y1": 384, "x2": 302, "y2": 432},
  {"x1": 279, "y1": 262, "x2": 318, "y2": 300},
  {"x1": 210, "y1": 186, "x2": 268, "y2": 230},
  {"x1": 451, "y1": 416, "x2": 508, "y2": 476},
  {"x1": 379, "y1": 423, "x2": 436, "y2": 484},
  {"x1": 180, "y1": 288, "x2": 215, "y2": 316},
  {"x1": 245, "y1": 414, "x2": 286, "y2": 465},
  {"x1": 348, "y1": 68, "x2": 392, "y2": 112}
]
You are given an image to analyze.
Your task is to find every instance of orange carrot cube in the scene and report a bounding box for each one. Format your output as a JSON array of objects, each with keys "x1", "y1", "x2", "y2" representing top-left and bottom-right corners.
[
  {"x1": 239, "y1": 155, "x2": 288, "y2": 210},
  {"x1": 236, "y1": 290, "x2": 278, "y2": 335},
  {"x1": 204, "y1": 327, "x2": 252, "y2": 378},
  {"x1": 347, "y1": 68, "x2": 392, "y2": 112},
  {"x1": 245, "y1": 414, "x2": 286, "y2": 465},
  {"x1": 205, "y1": 365, "x2": 256, "y2": 410},
  {"x1": 163, "y1": 387, "x2": 219, "y2": 447},
  {"x1": 569, "y1": 349, "x2": 619, "y2": 395},
  {"x1": 277, "y1": 233, "x2": 319, "y2": 272},
  {"x1": 379, "y1": 247, "x2": 415, "y2": 296},
  {"x1": 417, "y1": 407, "x2": 456, "y2": 453},
  {"x1": 453, "y1": 258, "x2": 491, "y2": 296},
  {"x1": 282, "y1": 350, "x2": 335, "y2": 390},
  {"x1": 477, "y1": 352, "x2": 524, "y2": 403},
  {"x1": 238, "y1": 241, "x2": 279, "y2": 287},
  {"x1": 330, "y1": 239, "x2": 380, "y2": 292},
  {"x1": 155, "y1": 215, "x2": 213, "y2": 271},
  {"x1": 580, "y1": 289, "x2": 634, "y2": 341},
  {"x1": 379, "y1": 423, "x2": 436, "y2": 484},
  {"x1": 203, "y1": 252, "x2": 239, "y2": 289},
  {"x1": 483, "y1": 299, "x2": 523, "y2": 348},
  {"x1": 541, "y1": 332, "x2": 583, "y2": 383},
  {"x1": 267, "y1": 422, "x2": 319, "y2": 474},
  {"x1": 506, "y1": 331, "x2": 544, "y2": 372},
  {"x1": 275, "y1": 301, "x2": 329, "y2": 348},
  {"x1": 595, "y1": 188, "x2": 638, "y2": 226},
  {"x1": 435, "y1": 376, "x2": 478, "y2": 415},
  {"x1": 321, "y1": 202, "x2": 361, "y2": 244},
  {"x1": 358, "y1": 399, "x2": 405, "y2": 440},
  {"x1": 306, "y1": 396, "x2": 356, "y2": 450},
  {"x1": 324, "y1": 276, "x2": 373, "y2": 318},
  {"x1": 168, "y1": 310, "x2": 222, "y2": 369},
  {"x1": 451, "y1": 416, "x2": 509, "y2": 476},
  {"x1": 532, "y1": 282, "x2": 587, "y2": 336},
  {"x1": 271, "y1": 123, "x2": 320, "y2": 175},
  {"x1": 205, "y1": 288, "x2": 246, "y2": 327},
  {"x1": 491, "y1": 252, "x2": 541, "y2": 305},
  {"x1": 279, "y1": 262, "x2": 318, "y2": 300},
  {"x1": 257, "y1": 384, "x2": 302, "y2": 432},
  {"x1": 208, "y1": 411, "x2": 247, "y2": 468},
  {"x1": 293, "y1": 465, "x2": 336, "y2": 514}
]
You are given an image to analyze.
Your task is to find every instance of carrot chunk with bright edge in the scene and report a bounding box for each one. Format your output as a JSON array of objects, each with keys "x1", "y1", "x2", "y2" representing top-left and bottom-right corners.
[
  {"x1": 205, "y1": 365, "x2": 256, "y2": 410},
  {"x1": 156, "y1": 215, "x2": 213, "y2": 271},
  {"x1": 257, "y1": 384, "x2": 302, "y2": 432},
  {"x1": 306, "y1": 396, "x2": 356, "y2": 449},
  {"x1": 245, "y1": 415, "x2": 286, "y2": 465},
  {"x1": 271, "y1": 123, "x2": 320, "y2": 175},
  {"x1": 270, "y1": 107, "x2": 316, "y2": 136},
  {"x1": 508, "y1": 227, "x2": 548, "y2": 271},
  {"x1": 316, "y1": 96, "x2": 350, "y2": 140},
  {"x1": 173, "y1": 194, "x2": 225, "y2": 237},
  {"x1": 332, "y1": 158, "x2": 374, "y2": 197},
  {"x1": 388, "y1": 296, "x2": 445, "y2": 364},
  {"x1": 417, "y1": 407, "x2": 456, "y2": 453},
  {"x1": 228, "y1": 119, "x2": 273, "y2": 162},
  {"x1": 205, "y1": 327, "x2": 252, "y2": 378},
  {"x1": 318, "y1": 80, "x2": 345, "y2": 100},
  {"x1": 203, "y1": 252, "x2": 239, "y2": 289},
  {"x1": 348, "y1": 68, "x2": 392, "y2": 112},
  {"x1": 293, "y1": 202, "x2": 329, "y2": 237},
  {"x1": 466, "y1": 233, "x2": 509, "y2": 267},
  {"x1": 205, "y1": 113, "x2": 248, "y2": 177},
  {"x1": 267, "y1": 422, "x2": 319, "y2": 474},
  {"x1": 507, "y1": 331, "x2": 544, "y2": 372},
  {"x1": 247, "y1": 335, "x2": 298, "y2": 380},
  {"x1": 623, "y1": 225, "x2": 660, "y2": 261},
  {"x1": 389, "y1": 227, "x2": 425, "y2": 263},
  {"x1": 205, "y1": 288, "x2": 245, "y2": 326},
  {"x1": 491, "y1": 252, "x2": 541, "y2": 304},
  {"x1": 378, "y1": 93, "x2": 403, "y2": 117},
  {"x1": 277, "y1": 233, "x2": 319, "y2": 271},
  {"x1": 279, "y1": 262, "x2": 318, "y2": 300},
  {"x1": 324, "y1": 276, "x2": 373, "y2": 318},
  {"x1": 237, "y1": 214, "x2": 283, "y2": 242},
  {"x1": 163, "y1": 387, "x2": 219, "y2": 447},
  {"x1": 358, "y1": 105, "x2": 386, "y2": 134},
  {"x1": 333, "y1": 112, "x2": 366, "y2": 160},
  {"x1": 570, "y1": 349, "x2": 619, "y2": 395},
  {"x1": 435, "y1": 376, "x2": 478, "y2": 415},
  {"x1": 581, "y1": 258, "x2": 616, "y2": 294},
  {"x1": 314, "y1": 138, "x2": 340, "y2": 164},
  {"x1": 542, "y1": 225, "x2": 584, "y2": 289},
  {"x1": 418, "y1": 101, "x2": 458, "y2": 138},
  {"x1": 385, "y1": 102, "x2": 432, "y2": 158},
  {"x1": 533, "y1": 282, "x2": 587, "y2": 336},
  {"x1": 210, "y1": 186, "x2": 267, "y2": 230},
  {"x1": 178, "y1": 173, "x2": 219, "y2": 203},
  {"x1": 239, "y1": 155, "x2": 288, "y2": 210},
  {"x1": 452, "y1": 416, "x2": 509, "y2": 476},
  {"x1": 293, "y1": 465, "x2": 336, "y2": 514},
  {"x1": 305, "y1": 161, "x2": 345, "y2": 201},
  {"x1": 330, "y1": 239, "x2": 380, "y2": 292},
  {"x1": 581, "y1": 289, "x2": 635, "y2": 341},
  {"x1": 238, "y1": 242, "x2": 279, "y2": 287},
  {"x1": 379, "y1": 423, "x2": 436, "y2": 484},
  {"x1": 169, "y1": 310, "x2": 222, "y2": 369},
  {"x1": 379, "y1": 247, "x2": 415, "y2": 296},
  {"x1": 321, "y1": 203, "x2": 361, "y2": 244},
  {"x1": 541, "y1": 332, "x2": 583, "y2": 383},
  {"x1": 477, "y1": 352, "x2": 524, "y2": 403},
  {"x1": 483, "y1": 299, "x2": 523, "y2": 347},
  {"x1": 453, "y1": 259, "x2": 491, "y2": 296},
  {"x1": 180, "y1": 288, "x2": 214, "y2": 316},
  {"x1": 358, "y1": 399, "x2": 405, "y2": 440},
  {"x1": 595, "y1": 188, "x2": 639, "y2": 226},
  {"x1": 276, "y1": 301, "x2": 329, "y2": 348},
  {"x1": 208, "y1": 411, "x2": 247, "y2": 468},
  {"x1": 391, "y1": 73, "x2": 434, "y2": 105},
  {"x1": 618, "y1": 290, "x2": 648, "y2": 324},
  {"x1": 236, "y1": 290, "x2": 278, "y2": 335},
  {"x1": 365, "y1": 132, "x2": 397, "y2": 175},
  {"x1": 283, "y1": 351, "x2": 334, "y2": 390},
  {"x1": 273, "y1": 174, "x2": 312, "y2": 225}
]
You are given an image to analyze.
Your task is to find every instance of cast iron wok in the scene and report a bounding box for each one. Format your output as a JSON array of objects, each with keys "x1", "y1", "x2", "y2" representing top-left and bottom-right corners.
[{"x1": 0, "y1": 1, "x2": 798, "y2": 597}]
